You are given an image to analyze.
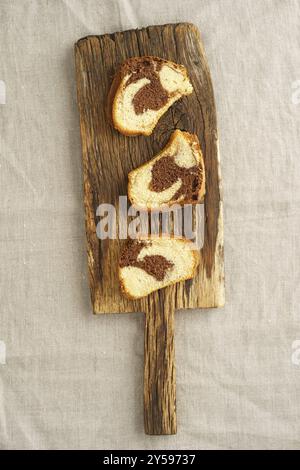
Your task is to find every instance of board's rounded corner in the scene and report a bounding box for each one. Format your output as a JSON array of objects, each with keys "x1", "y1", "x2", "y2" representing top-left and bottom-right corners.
[{"x1": 176, "y1": 22, "x2": 201, "y2": 36}]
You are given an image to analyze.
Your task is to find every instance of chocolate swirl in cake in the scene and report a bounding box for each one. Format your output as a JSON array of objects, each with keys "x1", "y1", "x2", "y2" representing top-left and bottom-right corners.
[
  {"x1": 119, "y1": 240, "x2": 174, "y2": 281},
  {"x1": 125, "y1": 58, "x2": 169, "y2": 114},
  {"x1": 149, "y1": 155, "x2": 202, "y2": 201}
]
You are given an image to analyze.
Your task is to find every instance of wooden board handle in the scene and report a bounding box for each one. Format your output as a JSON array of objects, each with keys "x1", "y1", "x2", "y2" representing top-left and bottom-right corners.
[{"x1": 143, "y1": 293, "x2": 176, "y2": 435}]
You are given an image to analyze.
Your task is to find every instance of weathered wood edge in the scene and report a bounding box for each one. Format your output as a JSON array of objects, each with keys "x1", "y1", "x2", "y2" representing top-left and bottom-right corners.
[{"x1": 75, "y1": 22, "x2": 198, "y2": 46}]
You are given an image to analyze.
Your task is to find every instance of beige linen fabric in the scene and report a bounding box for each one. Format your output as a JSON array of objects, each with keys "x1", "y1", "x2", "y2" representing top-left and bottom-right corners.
[{"x1": 0, "y1": 0, "x2": 300, "y2": 449}]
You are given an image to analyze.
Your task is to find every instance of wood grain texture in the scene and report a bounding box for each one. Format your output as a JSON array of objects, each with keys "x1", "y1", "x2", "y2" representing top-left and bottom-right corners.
[
  {"x1": 75, "y1": 23, "x2": 225, "y2": 435},
  {"x1": 144, "y1": 290, "x2": 176, "y2": 434}
]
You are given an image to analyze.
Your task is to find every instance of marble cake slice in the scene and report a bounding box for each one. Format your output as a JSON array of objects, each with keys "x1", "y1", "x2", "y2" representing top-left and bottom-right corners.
[
  {"x1": 109, "y1": 56, "x2": 193, "y2": 136},
  {"x1": 128, "y1": 130, "x2": 205, "y2": 209},
  {"x1": 119, "y1": 236, "x2": 200, "y2": 299}
]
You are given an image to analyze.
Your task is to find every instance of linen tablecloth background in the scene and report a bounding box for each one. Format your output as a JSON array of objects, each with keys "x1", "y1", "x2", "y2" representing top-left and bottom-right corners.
[{"x1": 1, "y1": 0, "x2": 300, "y2": 450}]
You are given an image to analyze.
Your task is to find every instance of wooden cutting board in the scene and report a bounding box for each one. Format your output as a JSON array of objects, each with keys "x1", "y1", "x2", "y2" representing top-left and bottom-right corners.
[{"x1": 75, "y1": 23, "x2": 225, "y2": 435}]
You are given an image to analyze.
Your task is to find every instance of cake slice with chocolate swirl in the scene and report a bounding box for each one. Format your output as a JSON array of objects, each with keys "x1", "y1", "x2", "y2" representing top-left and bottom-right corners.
[
  {"x1": 109, "y1": 57, "x2": 193, "y2": 136},
  {"x1": 119, "y1": 237, "x2": 199, "y2": 299},
  {"x1": 128, "y1": 130, "x2": 205, "y2": 209}
]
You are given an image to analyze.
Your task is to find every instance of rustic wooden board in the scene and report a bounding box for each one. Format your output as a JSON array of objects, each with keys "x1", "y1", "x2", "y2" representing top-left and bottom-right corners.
[
  {"x1": 75, "y1": 23, "x2": 225, "y2": 314},
  {"x1": 75, "y1": 23, "x2": 225, "y2": 434}
]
